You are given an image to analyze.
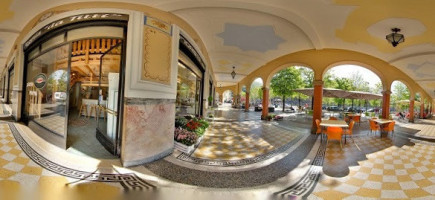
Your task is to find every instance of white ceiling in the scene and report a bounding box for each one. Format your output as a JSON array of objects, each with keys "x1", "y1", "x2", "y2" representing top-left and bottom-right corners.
[{"x1": 1, "y1": 0, "x2": 435, "y2": 98}]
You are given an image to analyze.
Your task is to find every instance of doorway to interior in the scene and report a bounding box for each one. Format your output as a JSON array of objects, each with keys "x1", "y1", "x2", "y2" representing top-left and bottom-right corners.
[
  {"x1": 22, "y1": 23, "x2": 127, "y2": 159},
  {"x1": 66, "y1": 38, "x2": 124, "y2": 159}
]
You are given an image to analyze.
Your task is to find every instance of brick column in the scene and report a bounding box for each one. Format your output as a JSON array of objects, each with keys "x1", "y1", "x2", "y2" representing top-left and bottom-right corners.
[
  {"x1": 261, "y1": 87, "x2": 269, "y2": 119},
  {"x1": 312, "y1": 80, "x2": 323, "y2": 133},
  {"x1": 409, "y1": 99, "x2": 414, "y2": 123},
  {"x1": 382, "y1": 90, "x2": 391, "y2": 119},
  {"x1": 245, "y1": 92, "x2": 250, "y2": 111}
]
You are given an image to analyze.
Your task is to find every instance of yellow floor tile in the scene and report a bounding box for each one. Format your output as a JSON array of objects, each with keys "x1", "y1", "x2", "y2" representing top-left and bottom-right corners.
[
  {"x1": 13, "y1": 157, "x2": 30, "y2": 165},
  {"x1": 404, "y1": 188, "x2": 431, "y2": 198},
  {"x1": 345, "y1": 178, "x2": 365, "y2": 187},
  {"x1": 354, "y1": 188, "x2": 381, "y2": 198},
  {"x1": 415, "y1": 179, "x2": 433, "y2": 187},
  {"x1": 382, "y1": 182, "x2": 401, "y2": 190},
  {"x1": 21, "y1": 166, "x2": 43, "y2": 176},
  {"x1": 314, "y1": 190, "x2": 350, "y2": 200},
  {"x1": 0, "y1": 168, "x2": 17, "y2": 179}
]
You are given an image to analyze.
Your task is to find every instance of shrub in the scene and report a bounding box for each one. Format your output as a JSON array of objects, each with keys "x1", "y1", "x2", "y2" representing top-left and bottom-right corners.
[
  {"x1": 174, "y1": 128, "x2": 197, "y2": 146},
  {"x1": 175, "y1": 117, "x2": 188, "y2": 128}
]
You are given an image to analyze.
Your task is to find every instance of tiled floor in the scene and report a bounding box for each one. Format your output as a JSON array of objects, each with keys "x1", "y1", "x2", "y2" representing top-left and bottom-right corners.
[
  {"x1": 192, "y1": 121, "x2": 300, "y2": 160},
  {"x1": 310, "y1": 141, "x2": 435, "y2": 199},
  {"x1": 398, "y1": 118, "x2": 435, "y2": 138},
  {"x1": 0, "y1": 123, "x2": 124, "y2": 200},
  {"x1": 0, "y1": 105, "x2": 435, "y2": 199}
]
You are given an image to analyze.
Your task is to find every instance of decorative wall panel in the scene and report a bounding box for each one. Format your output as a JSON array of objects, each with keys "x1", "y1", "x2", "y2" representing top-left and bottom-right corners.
[{"x1": 142, "y1": 17, "x2": 172, "y2": 85}]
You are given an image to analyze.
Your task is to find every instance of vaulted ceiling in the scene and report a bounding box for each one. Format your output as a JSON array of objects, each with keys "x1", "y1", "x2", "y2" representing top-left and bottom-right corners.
[{"x1": 1, "y1": 0, "x2": 435, "y2": 98}]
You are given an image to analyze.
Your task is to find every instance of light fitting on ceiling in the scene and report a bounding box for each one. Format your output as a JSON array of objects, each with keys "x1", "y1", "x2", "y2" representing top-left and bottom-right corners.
[
  {"x1": 231, "y1": 66, "x2": 236, "y2": 79},
  {"x1": 386, "y1": 28, "x2": 405, "y2": 47}
]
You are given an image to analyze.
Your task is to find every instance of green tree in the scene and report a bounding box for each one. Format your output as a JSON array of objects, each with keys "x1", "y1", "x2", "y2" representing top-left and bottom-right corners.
[
  {"x1": 335, "y1": 77, "x2": 353, "y2": 108},
  {"x1": 270, "y1": 67, "x2": 304, "y2": 111}
]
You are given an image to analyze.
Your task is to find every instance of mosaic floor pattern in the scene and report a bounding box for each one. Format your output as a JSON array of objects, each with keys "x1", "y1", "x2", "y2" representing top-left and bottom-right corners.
[
  {"x1": 310, "y1": 141, "x2": 435, "y2": 199},
  {"x1": 0, "y1": 123, "x2": 125, "y2": 200}
]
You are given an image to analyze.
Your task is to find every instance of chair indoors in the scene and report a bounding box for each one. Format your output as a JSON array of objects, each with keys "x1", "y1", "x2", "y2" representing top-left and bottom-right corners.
[
  {"x1": 368, "y1": 119, "x2": 380, "y2": 136},
  {"x1": 326, "y1": 127, "x2": 343, "y2": 149}
]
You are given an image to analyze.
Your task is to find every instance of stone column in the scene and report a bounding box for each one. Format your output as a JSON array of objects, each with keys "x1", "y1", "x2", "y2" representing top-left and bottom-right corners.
[
  {"x1": 409, "y1": 99, "x2": 414, "y2": 123},
  {"x1": 381, "y1": 90, "x2": 391, "y2": 119},
  {"x1": 245, "y1": 92, "x2": 250, "y2": 111},
  {"x1": 312, "y1": 80, "x2": 323, "y2": 133},
  {"x1": 261, "y1": 87, "x2": 269, "y2": 119},
  {"x1": 420, "y1": 102, "x2": 424, "y2": 118}
]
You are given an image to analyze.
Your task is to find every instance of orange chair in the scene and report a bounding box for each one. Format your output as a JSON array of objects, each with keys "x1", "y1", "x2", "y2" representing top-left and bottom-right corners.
[
  {"x1": 315, "y1": 119, "x2": 325, "y2": 138},
  {"x1": 343, "y1": 121, "x2": 355, "y2": 143},
  {"x1": 382, "y1": 121, "x2": 395, "y2": 136},
  {"x1": 368, "y1": 119, "x2": 380, "y2": 136},
  {"x1": 329, "y1": 117, "x2": 338, "y2": 120},
  {"x1": 353, "y1": 115, "x2": 361, "y2": 126},
  {"x1": 326, "y1": 127, "x2": 343, "y2": 148}
]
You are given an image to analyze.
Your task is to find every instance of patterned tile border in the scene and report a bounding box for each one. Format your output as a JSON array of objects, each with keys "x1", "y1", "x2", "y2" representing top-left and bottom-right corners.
[
  {"x1": 273, "y1": 138, "x2": 326, "y2": 198},
  {"x1": 176, "y1": 124, "x2": 306, "y2": 167},
  {"x1": 7, "y1": 122, "x2": 156, "y2": 192}
]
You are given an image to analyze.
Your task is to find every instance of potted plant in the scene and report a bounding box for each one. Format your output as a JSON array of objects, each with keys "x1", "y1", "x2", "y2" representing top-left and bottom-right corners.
[{"x1": 174, "y1": 128, "x2": 197, "y2": 154}]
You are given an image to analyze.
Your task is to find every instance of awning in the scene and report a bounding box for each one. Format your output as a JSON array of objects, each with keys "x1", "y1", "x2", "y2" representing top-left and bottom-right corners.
[{"x1": 293, "y1": 88, "x2": 382, "y2": 100}]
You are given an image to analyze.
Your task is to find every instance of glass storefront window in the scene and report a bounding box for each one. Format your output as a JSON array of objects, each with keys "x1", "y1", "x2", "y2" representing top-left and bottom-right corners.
[
  {"x1": 25, "y1": 44, "x2": 69, "y2": 136},
  {"x1": 176, "y1": 63, "x2": 201, "y2": 116}
]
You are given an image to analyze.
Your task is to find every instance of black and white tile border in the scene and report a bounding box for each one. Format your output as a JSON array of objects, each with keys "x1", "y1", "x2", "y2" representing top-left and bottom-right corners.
[
  {"x1": 273, "y1": 137, "x2": 326, "y2": 199},
  {"x1": 176, "y1": 133, "x2": 306, "y2": 167},
  {"x1": 6, "y1": 122, "x2": 156, "y2": 192}
]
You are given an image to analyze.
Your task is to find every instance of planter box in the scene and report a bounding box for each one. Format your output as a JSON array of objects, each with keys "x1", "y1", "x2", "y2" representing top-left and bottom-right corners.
[
  {"x1": 174, "y1": 141, "x2": 195, "y2": 154},
  {"x1": 195, "y1": 136, "x2": 204, "y2": 146}
]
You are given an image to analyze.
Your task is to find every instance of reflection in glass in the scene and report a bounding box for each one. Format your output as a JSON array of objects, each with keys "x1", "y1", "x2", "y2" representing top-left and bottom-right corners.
[
  {"x1": 176, "y1": 63, "x2": 201, "y2": 116},
  {"x1": 97, "y1": 44, "x2": 122, "y2": 152},
  {"x1": 25, "y1": 44, "x2": 69, "y2": 136}
]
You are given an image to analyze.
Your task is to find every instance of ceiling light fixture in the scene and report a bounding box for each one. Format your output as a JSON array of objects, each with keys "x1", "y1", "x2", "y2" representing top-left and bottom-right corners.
[
  {"x1": 386, "y1": 28, "x2": 405, "y2": 47},
  {"x1": 231, "y1": 66, "x2": 236, "y2": 79}
]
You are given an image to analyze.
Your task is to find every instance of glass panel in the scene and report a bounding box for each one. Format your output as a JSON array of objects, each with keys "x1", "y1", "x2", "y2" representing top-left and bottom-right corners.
[
  {"x1": 8, "y1": 68, "x2": 14, "y2": 104},
  {"x1": 41, "y1": 34, "x2": 65, "y2": 52},
  {"x1": 97, "y1": 44, "x2": 122, "y2": 150},
  {"x1": 176, "y1": 63, "x2": 200, "y2": 116},
  {"x1": 67, "y1": 26, "x2": 123, "y2": 41},
  {"x1": 25, "y1": 44, "x2": 69, "y2": 136},
  {"x1": 28, "y1": 47, "x2": 40, "y2": 60}
]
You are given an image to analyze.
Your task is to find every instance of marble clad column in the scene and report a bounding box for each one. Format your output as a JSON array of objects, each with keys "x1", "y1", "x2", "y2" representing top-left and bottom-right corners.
[
  {"x1": 420, "y1": 102, "x2": 424, "y2": 119},
  {"x1": 121, "y1": 98, "x2": 175, "y2": 167},
  {"x1": 261, "y1": 87, "x2": 269, "y2": 119},
  {"x1": 245, "y1": 92, "x2": 250, "y2": 111},
  {"x1": 312, "y1": 80, "x2": 323, "y2": 133},
  {"x1": 409, "y1": 99, "x2": 414, "y2": 123},
  {"x1": 382, "y1": 90, "x2": 391, "y2": 119}
]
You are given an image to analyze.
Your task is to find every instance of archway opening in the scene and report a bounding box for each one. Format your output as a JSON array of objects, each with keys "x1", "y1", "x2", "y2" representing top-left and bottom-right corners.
[
  {"x1": 269, "y1": 66, "x2": 313, "y2": 113},
  {"x1": 322, "y1": 64, "x2": 382, "y2": 118},
  {"x1": 250, "y1": 78, "x2": 264, "y2": 111},
  {"x1": 390, "y1": 81, "x2": 411, "y2": 120}
]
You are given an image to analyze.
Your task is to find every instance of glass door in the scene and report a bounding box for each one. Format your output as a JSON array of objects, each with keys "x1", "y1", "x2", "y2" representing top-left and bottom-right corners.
[{"x1": 97, "y1": 42, "x2": 122, "y2": 155}]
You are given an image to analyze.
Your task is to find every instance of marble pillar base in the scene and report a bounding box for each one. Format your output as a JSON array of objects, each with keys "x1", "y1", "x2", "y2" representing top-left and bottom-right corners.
[{"x1": 121, "y1": 98, "x2": 175, "y2": 167}]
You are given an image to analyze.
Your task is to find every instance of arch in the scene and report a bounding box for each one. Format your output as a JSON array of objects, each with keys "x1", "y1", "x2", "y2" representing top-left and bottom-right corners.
[
  {"x1": 390, "y1": 79, "x2": 415, "y2": 99},
  {"x1": 249, "y1": 77, "x2": 264, "y2": 88},
  {"x1": 323, "y1": 61, "x2": 386, "y2": 91},
  {"x1": 265, "y1": 63, "x2": 314, "y2": 88}
]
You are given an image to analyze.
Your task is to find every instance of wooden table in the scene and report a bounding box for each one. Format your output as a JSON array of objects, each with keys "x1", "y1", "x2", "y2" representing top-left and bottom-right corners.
[
  {"x1": 320, "y1": 120, "x2": 349, "y2": 128},
  {"x1": 320, "y1": 120, "x2": 349, "y2": 143},
  {"x1": 373, "y1": 119, "x2": 394, "y2": 137}
]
